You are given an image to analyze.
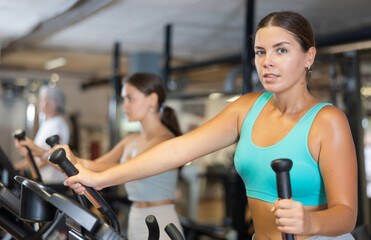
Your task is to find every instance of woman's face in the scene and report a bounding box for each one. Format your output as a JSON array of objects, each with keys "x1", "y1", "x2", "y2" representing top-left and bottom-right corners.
[
  {"x1": 254, "y1": 26, "x2": 314, "y2": 94},
  {"x1": 121, "y1": 83, "x2": 153, "y2": 122}
]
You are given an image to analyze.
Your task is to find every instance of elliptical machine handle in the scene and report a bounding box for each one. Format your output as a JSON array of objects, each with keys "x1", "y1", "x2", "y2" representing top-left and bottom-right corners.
[
  {"x1": 271, "y1": 158, "x2": 296, "y2": 240},
  {"x1": 45, "y1": 135, "x2": 60, "y2": 148},
  {"x1": 146, "y1": 215, "x2": 160, "y2": 240},
  {"x1": 45, "y1": 135, "x2": 89, "y2": 209},
  {"x1": 49, "y1": 148, "x2": 121, "y2": 233},
  {"x1": 165, "y1": 223, "x2": 184, "y2": 240},
  {"x1": 13, "y1": 129, "x2": 43, "y2": 183}
]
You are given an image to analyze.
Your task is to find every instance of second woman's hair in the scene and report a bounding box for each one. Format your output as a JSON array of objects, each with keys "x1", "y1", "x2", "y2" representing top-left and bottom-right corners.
[{"x1": 123, "y1": 72, "x2": 182, "y2": 136}]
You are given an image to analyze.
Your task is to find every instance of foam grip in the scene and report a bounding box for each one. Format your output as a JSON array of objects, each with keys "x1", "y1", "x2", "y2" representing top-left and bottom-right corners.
[
  {"x1": 45, "y1": 135, "x2": 60, "y2": 148},
  {"x1": 13, "y1": 129, "x2": 26, "y2": 141},
  {"x1": 48, "y1": 148, "x2": 121, "y2": 233},
  {"x1": 165, "y1": 223, "x2": 184, "y2": 240},
  {"x1": 49, "y1": 148, "x2": 79, "y2": 176},
  {"x1": 13, "y1": 129, "x2": 42, "y2": 183},
  {"x1": 271, "y1": 158, "x2": 295, "y2": 240},
  {"x1": 49, "y1": 148, "x2": 103, "y2": 209},
  {"x1": 145, "y1": 215, "x2": 160, "y2": 240},
  {"x1": 271, "y1": 158, "x2": 293, "y2": 199}
]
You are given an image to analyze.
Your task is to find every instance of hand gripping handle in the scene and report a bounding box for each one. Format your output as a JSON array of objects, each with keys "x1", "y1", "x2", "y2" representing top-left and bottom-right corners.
[
  {"x1": 271, "y1": 158, "x2": 295, "y2": 240},
  {"x1": 49, "y1": 148, "x2": 120, "y2": 233},
  {"x1": 13, "y1": 129, "x2": 42, "y2": 183},
  {"x1": 46, "y1": 136, "x2": 89, "y2": 209}
]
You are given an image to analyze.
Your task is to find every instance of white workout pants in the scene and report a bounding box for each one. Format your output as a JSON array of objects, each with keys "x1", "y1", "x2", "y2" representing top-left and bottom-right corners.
[{"x1": 127, "y1": 204, "x2": 183, "y2": 240}]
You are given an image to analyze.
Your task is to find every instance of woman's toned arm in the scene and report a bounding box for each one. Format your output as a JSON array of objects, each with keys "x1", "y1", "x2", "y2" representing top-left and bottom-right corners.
[
  {"x1": 64, "y1": 96, "x2": 246, "y2": 192},
  {"x1": 57, "y1": 134, "x2": 136, "y2": 172}
]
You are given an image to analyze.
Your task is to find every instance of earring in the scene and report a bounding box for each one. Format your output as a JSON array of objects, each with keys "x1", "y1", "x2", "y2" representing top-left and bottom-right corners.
[{"x1": 307, "y1": 65, "x2": 312, "y2": 71}]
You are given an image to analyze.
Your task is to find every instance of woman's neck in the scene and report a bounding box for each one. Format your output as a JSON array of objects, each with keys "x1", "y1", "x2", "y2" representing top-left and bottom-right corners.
[
  {"x1": 140, "y1": 115, "x2": 165, "y2": 139},
  {"x1": 272, "y1": 88, "x2": 315, "y2": 115}
]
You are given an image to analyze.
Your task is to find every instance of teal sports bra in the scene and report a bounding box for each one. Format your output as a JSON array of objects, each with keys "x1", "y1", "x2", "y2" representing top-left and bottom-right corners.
[{"x1": 234, "y1": 92, "x2": 330, "y2": 205}]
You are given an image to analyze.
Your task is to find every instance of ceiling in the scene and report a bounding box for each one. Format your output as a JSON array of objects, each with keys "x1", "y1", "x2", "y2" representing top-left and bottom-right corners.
[{"x1": 1, "y1": 0, "x2": 371, "y2": 93}]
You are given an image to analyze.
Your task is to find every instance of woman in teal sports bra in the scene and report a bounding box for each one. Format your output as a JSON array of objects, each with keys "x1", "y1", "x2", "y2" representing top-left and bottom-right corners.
[{"x1": 62, "y1": 11, "x2": 357, "y2": 239}]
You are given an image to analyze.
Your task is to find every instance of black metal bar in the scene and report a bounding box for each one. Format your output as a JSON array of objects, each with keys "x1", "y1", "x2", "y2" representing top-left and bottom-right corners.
[
  {"x1": 109, "y1": 42, "x2": 121, "y2": 149},
  {"x1": 163, "y1": 24, "x2": 172, "y2": 90},
  {"x1": 317, "y1": 27, "x2": 371, "y2": 48},
  {"x1": 112, "y1": 42, "x2": 122, "y2": 97},
  {"x1": 241, "y1": 0, "x2": 255, "y2": 95},
  {"x1": 81, "y1": 79, "x2": 109, "y2": 90},
  {"x1": 233, "y1": 2, "x2": 255, "y2": 239},
  {"x1": 171, "y1": 55, "x2": 241, "y2": 72}
]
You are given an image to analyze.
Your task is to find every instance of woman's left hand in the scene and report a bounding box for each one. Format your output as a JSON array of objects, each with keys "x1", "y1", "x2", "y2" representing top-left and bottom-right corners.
[{"x1": 271, "y1": 199, "x2": 312, "y2": 235}]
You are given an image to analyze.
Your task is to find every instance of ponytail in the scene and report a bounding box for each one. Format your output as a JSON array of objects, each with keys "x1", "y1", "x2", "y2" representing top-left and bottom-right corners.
[
  {"x1": 123, "y1": 72, "x2": 182, "y2": 136},
  {"x1": 161, "y1": 106, "x2": 182, "y2": 137}
]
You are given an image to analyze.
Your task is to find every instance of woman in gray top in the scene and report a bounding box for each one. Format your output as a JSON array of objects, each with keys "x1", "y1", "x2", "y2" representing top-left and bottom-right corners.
[{"x1": 60, "y1": 72, "x2": 183, "y2": 239}]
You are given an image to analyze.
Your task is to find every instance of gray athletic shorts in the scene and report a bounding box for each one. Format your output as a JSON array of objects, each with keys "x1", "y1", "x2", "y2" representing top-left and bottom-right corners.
[{"x1": 252, "y1": 233, "x2": 354, "y2": 239}]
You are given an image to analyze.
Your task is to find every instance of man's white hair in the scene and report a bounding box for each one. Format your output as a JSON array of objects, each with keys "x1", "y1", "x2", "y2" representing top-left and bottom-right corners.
[{"x1": 39, "y1": 86, "x2": 66, "y2": 114}]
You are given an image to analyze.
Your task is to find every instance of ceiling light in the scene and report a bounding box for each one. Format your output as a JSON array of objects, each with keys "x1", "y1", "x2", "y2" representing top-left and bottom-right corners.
[{"x1": 44, "y1": 57, "x2": 66, "y2": 70}]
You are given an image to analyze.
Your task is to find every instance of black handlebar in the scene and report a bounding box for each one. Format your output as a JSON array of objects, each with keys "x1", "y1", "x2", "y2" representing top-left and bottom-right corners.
[
  {"x1": 165, "y1": 223, "x2": 185, "y2": 240},
  {"x1": 271, "y1": 158, "x2": 295, "y2": 240},
  {"x1": 13, "y1": 129, "x2": 43, "y2": 183},
  {"x1": 45, "y1": 134, "x2": 90, "y2": 209},
  {"x1": 48, "y1": 148, "x2": 121, "y2": 233},
  {"x1": 45, "y1": 135, "x2": 60, "y2": 148},
  {"x1": 146, "y1": 215, "x2": 160, "y2": 240},
  {"x1": 145, "y1": 214, "x2": 185, "y2": 240}
]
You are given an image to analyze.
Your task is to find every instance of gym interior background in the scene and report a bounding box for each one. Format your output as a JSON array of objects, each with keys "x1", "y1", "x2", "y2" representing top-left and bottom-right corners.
[{"x1": 1, "y1": 0, "x2": 371, "y2": 239}]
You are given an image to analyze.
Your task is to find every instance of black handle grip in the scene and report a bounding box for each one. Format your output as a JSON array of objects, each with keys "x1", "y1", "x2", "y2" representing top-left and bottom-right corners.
[
  {"x1": 45, "y1": 135, "x2": 60, "y2": 148},
  {"x1": 13, "y1": 129, "x2": 43, "y2": 183},
  {"x1": 48, "y1": 148, "x2": 79, "y2": 176},
  {"x1": 49, "y1": 148, "x2": 121, "y2": 233},
  {"x1": 271, "y1": 158, "x2": 295, "y2": 240},
  {"x1": 46, "y1": 139, "x2": 89, "y2": 210},
  {"x1": 165, "y1": 223, "x2": 184, "y2": 240},
  {"x1": 146, "y1": 215, "x2": 160, "y2": 240},
  {"x1": 13, "y1": 129, "x2": 26, "y2": 141}
]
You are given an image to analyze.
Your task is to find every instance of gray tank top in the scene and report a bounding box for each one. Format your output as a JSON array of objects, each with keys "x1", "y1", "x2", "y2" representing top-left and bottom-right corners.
[{"x1": 121, "y1": 153, "x2": 178, "y2": 201}]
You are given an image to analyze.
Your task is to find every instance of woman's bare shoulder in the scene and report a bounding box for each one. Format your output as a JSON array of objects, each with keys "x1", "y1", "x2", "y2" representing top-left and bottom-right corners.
[
  {"x1": 117, "y1": 132, "x2": 140, "y2": 146},
  {"x1": 314, "y1": 104, "x2": 348, "y2": 125},
  {"x1": 226, "y1": 92, "x2": 266, "y2": 119},
  {"x1": 312, "y1": 104, "x2": 351, "y2": 139},
  {"x1": 230, "y1": 92, "x2": 265, "y2": 109}
]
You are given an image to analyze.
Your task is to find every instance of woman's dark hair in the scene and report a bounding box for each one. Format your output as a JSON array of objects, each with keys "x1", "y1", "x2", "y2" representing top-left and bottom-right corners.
[
  {"x1": 255, "y1": 11, "x2": 315, "y2": 81},
  {"x1": 123, "y1": 72, "x2": 182, "y2": 136}
]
